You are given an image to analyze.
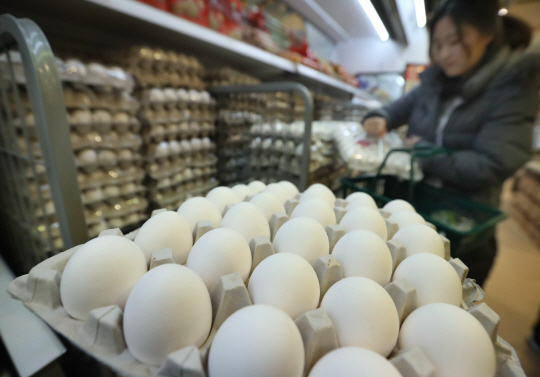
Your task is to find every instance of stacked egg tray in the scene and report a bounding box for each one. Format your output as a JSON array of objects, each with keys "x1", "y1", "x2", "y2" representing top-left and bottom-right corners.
[
  {"x1": 12, "y1": 59, "x2": 148, "y2": 246},
  {"x1": 138, "y1": 87, "x2": 218, "y2": 211},
  {"x1": 117, "y1": 46, "x2": 205, "y2": 90},
  {"x1": 247, "y1": 121, "x2": 338, "y2": 186},
  {"x1": 205, "y1": 67, "x2": 261, "y2": 87},
  {"x1": 213, "y1": 95, "x2": 265, "y2": 185},
  {"x1": 7, "y1": 187, "x2": 526, "y2": 377},
  {"x1": 207, "y1": 68, "x2": 263, "y2": 185}
]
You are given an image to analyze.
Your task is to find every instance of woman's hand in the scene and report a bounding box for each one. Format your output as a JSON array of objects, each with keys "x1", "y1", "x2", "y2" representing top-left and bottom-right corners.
[
  {"x1": 363, "y1": 117, "x2": 387, "y2": 138},
  {"x1": 404, "y1": 135, "x2": 422, "y2": 148}
]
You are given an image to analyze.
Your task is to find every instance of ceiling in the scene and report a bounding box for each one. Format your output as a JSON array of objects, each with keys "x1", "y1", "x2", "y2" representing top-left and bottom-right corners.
[
  {"x1": 312, "y1": 0, "x2": 378, "y2": 39},
  {"x1": 284, "y1": 0, "x2": 379, "y2": 41}
]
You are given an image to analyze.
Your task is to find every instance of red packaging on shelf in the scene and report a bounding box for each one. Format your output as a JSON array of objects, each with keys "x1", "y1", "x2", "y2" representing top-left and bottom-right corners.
[
  {"x1": 137, "y1": 0, "x2": 169, "y2": 11},
  {"x1": 208, "y1": 0, "x2": 243, "y2": 39},
  {"x1": 169, "y1": 0, "x2": 210, "y2": 27}
]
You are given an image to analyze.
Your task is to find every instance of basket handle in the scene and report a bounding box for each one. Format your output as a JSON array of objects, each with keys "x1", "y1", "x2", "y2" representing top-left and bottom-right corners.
[{"x1": 376, "y1": 146, "x2": 451, "y2": 203}]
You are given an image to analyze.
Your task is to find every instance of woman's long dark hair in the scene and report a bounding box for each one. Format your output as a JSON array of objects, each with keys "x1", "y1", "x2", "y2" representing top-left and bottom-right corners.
[{"x1": 429, "y1": 0, "x2": 532, "y2": 55}]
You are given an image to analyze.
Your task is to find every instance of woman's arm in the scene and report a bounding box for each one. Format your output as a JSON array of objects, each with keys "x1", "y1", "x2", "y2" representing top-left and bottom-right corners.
[
  {"x1": 421, "y1": 91, "x2": 536, "y2": 191},
  {"x1": 364, "y1": 86, "x2": 422, "y2": 131}
]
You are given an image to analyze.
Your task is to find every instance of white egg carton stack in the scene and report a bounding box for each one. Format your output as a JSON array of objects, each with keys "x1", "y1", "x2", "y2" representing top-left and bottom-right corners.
[
  {"x1": 13, "y1": 58, "x2": 148, "y2": 245},
  {"x1": 120, "y1": 46, "x2": 206, "y2": 90},
  {"x1": 207, "y1": 68, "x2": 263, "y2": 185},
  {"x1": 8, "y1": 187, "x2": 525, "y2": 377},
  {"x1": 140, "y1": 86, "x2": 218, "y2": 211},
  {"x1": 214, "y1": 98, "x2": 264, "y2": 184}
]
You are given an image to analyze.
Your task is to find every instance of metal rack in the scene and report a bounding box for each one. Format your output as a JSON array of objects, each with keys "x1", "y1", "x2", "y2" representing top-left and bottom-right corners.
[
  {"x1": 211, "y1": 82, "x2": 313, "y2": 191},
  {"x1": 0, "y1": 14, "x2": 87, "y2": 275}
]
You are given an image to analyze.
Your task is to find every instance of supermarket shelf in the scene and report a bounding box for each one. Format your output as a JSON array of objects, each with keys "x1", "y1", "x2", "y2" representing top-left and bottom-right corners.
[
  {"x1": 87, "y1": 0, "x2": 297, "y2": 74},
  {"x1": 3, "y1": 0, "x2": 371, "y2": 100},
  {"x1": 83, "y1": 0, "x2": 364, "y2": 98}
]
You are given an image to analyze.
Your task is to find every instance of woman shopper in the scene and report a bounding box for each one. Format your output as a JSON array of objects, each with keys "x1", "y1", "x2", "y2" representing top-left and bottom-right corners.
[{"x1": 364, "y1": 0, "x2": 540, "y2": 286}]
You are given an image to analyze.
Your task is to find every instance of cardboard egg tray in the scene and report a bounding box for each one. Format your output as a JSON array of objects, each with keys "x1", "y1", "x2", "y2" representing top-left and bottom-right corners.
[{"x1": 8, "y1": 203, "x2": 526, "y2": 377}]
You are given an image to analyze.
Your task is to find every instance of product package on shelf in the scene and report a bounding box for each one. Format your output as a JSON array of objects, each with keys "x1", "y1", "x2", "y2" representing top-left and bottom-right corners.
[
  {"x1": 120, "y1": 47, "x2": 219, "y2": 211},
  {"x1": 332, "y1": 121, "x2": 423, "y2": 181}
]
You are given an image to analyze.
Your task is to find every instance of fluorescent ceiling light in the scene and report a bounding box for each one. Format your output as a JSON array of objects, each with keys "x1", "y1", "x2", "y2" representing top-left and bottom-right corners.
[
  {"x1": 358, "y1": 0, "x2": 389, "y2": 41},
  {"x1": 414, "y1": 0, "x2": 427, "y2": 28},
  {"x1": 499, "y1": 8, "x2": 508, "y2": 16}
]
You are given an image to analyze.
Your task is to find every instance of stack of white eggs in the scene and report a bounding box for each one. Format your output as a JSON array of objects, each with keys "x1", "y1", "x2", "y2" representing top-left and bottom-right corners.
[
  {"x1": 140, "y1": 86, "x2": 218, "y2": 211},
  {"x1": 121, "y1": 46, "x2": 206, "y2": 90},
  {"x1": 67, "y1": 63, "x2": 148, "y2": 237},
  {"x1": 211, "y1": 77, "x2": 265, "y2": 185},
  {"x1": 52, "y1": 180, "x2": 499, "y2": 377},
  {"x1": 19, "y1": 59, "x2": 148, "y2": 249},
  {"x1": 248, "y1": 121, "x2": 338, "y2": 184}
]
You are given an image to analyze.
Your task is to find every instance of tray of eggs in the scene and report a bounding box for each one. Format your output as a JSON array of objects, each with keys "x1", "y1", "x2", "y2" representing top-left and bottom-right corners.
[{"x1": 8, "y1": 181, "x2": 524, "y2": 377}]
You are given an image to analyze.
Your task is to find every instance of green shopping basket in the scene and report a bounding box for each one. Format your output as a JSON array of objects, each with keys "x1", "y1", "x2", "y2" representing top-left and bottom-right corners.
[{"x1": 340, "y1": 146, "x2": 507, "y2": 258}]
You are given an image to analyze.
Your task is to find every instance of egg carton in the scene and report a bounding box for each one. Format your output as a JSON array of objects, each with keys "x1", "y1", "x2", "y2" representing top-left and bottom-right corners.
[
  {"x1": 81, "y1": 186, "x2": 146, "y2": 206},
  {"x1": 140, "y1": 89, "x2": 214, "y2": 106},
  {"x1": 100, "y1": 198, "x2": 149, "y2": 219},
  {"x1": 71, "y1": 135, "x2": 143, "y2": 152},
  {"x1": 69, "y1": 120, "x2": 142, "y2": 136},
  {"x1": 63, "y1": 87, "x2": 139, "y2": 113},
  {"x1": 78, "y1": 169, "x2": 146, "y2": 190},
  {"x1": 76, "y1": 155, "x2": 144, "y2": 171},
  {"x1": 145, "y1": 142, "x2": 215, "y2": 160},
  {"x1": 144, "y1": 125, "x2": 216, "y2": 143},
  {"x1": 8, "y1": 215, "x2": 525, "y2": 377}
]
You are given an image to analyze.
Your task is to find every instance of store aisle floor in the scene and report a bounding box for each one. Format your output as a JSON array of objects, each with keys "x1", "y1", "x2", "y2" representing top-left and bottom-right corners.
[{"x1": 484, "y1": 183, "x2": 540, "y2": 376}]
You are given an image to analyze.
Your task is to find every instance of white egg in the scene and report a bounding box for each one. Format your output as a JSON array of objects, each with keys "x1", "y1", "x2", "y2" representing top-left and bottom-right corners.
[
  {"x1": 206, "y1": 186, "x2": 241, "y2": 214},
  {"x1": 308, "y1": 347, "x2": 402, "y2": 377},
  {"x1": 389, "y1": 211, "x2": 426, "y2": 230},
  {"x1": 123, "y1": 264, "x2": 212, "y2": 366},
  {"x1": 278, "y1": 181, "x2": 299, "y2": 198},
  {"x1": 331, "y1": 230, "x2": 392, "y2": 286},
  {"x1": 392, "y1": 253, "x2": 462, "y2": 307},
  {"x1": 291, "y1": 198, "x2": 336, "y2": 227},
  {"x1": 340, "y1": 207, "x2": 387, "y2": 240},
  {"x1": 134, "y1": 211, "x2": 193, "y2": 263},
  {"x1": 221, "y1": 202, "x2": 270, "y2": 242},
  {"x1": 248, "y1": 180, "x2": 266, "y2": 194},
  {"x1": 345, "y1": 192, "x2": 378, "y2": 210},
  {"x1": 399, "y1": 303, "x2": 496, "y2": 377},
  {"x1": 208, "y1": 305, "x2": 304, "y2": 377},
  {"x1": 249, "y1": 192, "x2": 286, "y2": 221},
  {"x1": 231, "y1": 184, "x2": 254, "y2": 201},
  {"x1": 273, "y1": 217, "x2": 329, "y2": 263},
  {"x1": 383, "y1": 199, "x2": 416, "y2": 214},
  {"x1": 321, "y1": 277, "x2": 399, "y2": 356},
  {"x1": 345, "y1": 191, "x2": 378, "y2": 209},
  {"x1": 60, "y1": 236, "x2": 147, "y2": 320},
  {"x1": 263, "y1": 183, "x2": 289, "y2": 204},
  {"x1": 177, "y1": 197, "x2": 222, "y2": 233},
  {"x1": 186, "y1": 228, "x2": 251, "y2": 290},
  {"x1": 248, "y1": 253, "x2": 319, "y2": 319},
  {"x1": 392, "y1": 224, "x2": 445, "y2": 259},
  {"x1": 301, "y1": 184, "x2": 336, "y2": 207}
]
